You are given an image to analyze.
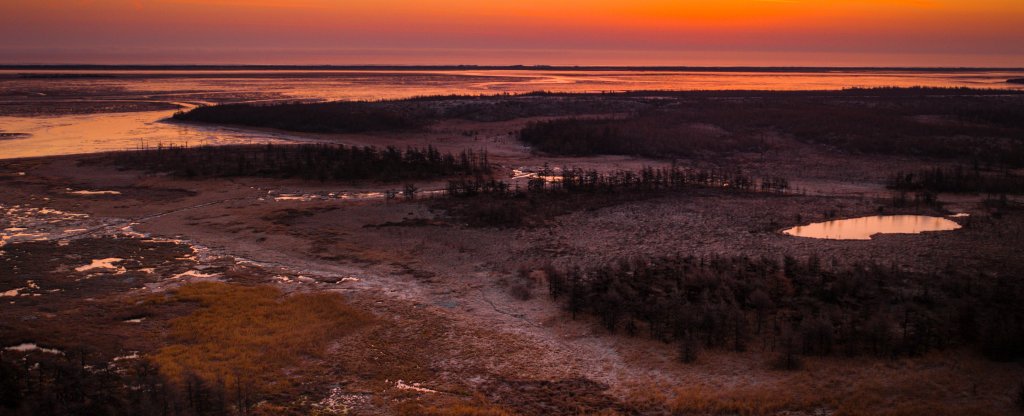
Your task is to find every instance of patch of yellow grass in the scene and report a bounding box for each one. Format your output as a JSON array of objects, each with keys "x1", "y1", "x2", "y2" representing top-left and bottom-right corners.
[
  {"x1": 152, "y1": 282, "x2": 371, "y2": 394},
  {"x1": 668, "y1": 385, "x2": 829, "y2": 416},
  {"x1": 832, "y1": 359, "x2": 1011, "y2": 416},
  {"x1": 650, "y1": 352, "x2": 1019, "y2": 416},
  {"x1": 398, "y1": 402, "x2": 515, "y2": 416}
]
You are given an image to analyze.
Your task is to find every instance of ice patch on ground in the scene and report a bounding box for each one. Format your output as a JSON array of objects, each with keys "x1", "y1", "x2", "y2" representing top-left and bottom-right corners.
[
  {"x1": 118, "y1": 225, "x2": 150, "y2": 239},
  {"x1": 512, "y1": 166, "x2": 564, "y2": 183},
  {"x1": 267, "y1": 189, "x2": 445, "y2": 203},
  {"x1": 0, "y1": 204, "x2": 96, "y2": 247},
  {"x1": 394, "y1": 380, "x2": 438, "y2": 394},
  {"x1": 1, "y1": 281, "x2": 40, "y2": 297},
  {"x1": 75, "y1": 258, "x2": 125, "y2": 273},
  {"x1": 67, "y1": 190, "x2": 122, "y2": 196},
  {"x1": 171, "y1": 270, "x2": 221, "y2": 280},
  {"x1": 1, "y1": 288, "x2": 23, "y2": 297},
  {"x1": 314, "y1": 387, "x2": 367, "y2": 414},
  {"x1": 113, "y1": 351, "x2": 140, "y2": 361},
  {"x1": 5, "y1": 343, "x2": 63, "y2": 355}
]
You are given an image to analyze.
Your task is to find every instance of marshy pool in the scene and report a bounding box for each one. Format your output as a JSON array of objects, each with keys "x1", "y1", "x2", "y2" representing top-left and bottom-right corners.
[{"x1": 783, "y1": 215, "x2": 962, "y2": 240}]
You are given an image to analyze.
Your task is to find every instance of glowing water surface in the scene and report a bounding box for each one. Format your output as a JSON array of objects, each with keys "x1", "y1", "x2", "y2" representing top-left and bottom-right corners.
[
  {"x1": 0, "y1": 109, "x2": 301, "y2": 159},
  {"x1": 2, "y1": 69, "x2": 1023, "y2": 159},
  {"x1": 783, "y1": 215, "x2": 962, "y2": 240}
]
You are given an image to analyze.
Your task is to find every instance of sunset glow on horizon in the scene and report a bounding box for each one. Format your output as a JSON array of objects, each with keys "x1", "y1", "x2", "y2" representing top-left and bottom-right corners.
[{"x1": 2, "y1": 0, "x2": 1023, "y2": 66}]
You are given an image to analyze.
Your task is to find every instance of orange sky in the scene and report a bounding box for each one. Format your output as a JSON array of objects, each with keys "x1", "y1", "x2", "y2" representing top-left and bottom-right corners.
[{"x1": 1, "y1": 0, "x2": 1022, "y2": 66}]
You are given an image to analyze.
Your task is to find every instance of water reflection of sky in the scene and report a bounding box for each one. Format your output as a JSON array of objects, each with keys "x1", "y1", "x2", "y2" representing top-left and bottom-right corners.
[
  {"x1": 783, "y1": 215, "x2": 962, "y2": 240},
  {"x1": 0, "y1": 110, "x2": 301, "y2": 159},
  {"x1": 2, "y1": 69, "x2": 1023, "y2": 159}
]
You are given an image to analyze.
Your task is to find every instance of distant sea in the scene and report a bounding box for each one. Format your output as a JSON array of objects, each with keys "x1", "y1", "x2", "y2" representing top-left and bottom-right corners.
[{"x1": 1, "y1": 67, "x2": 1023, "y2": 159}]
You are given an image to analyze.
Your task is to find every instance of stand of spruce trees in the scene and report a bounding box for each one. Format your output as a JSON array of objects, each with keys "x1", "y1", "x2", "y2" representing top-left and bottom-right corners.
[
  {"x1": 544, "y1": 255, "x2": 1023, "y2": 365},
  {"x1": 439, "y1": 164, "x2": 789, "y2": 227},
  {"x1": 109, "y1": 143, "x2": 490, "y2": 182},
  {"x1": 888, "y1": 165, "x2": 1024, "y2": 195}
]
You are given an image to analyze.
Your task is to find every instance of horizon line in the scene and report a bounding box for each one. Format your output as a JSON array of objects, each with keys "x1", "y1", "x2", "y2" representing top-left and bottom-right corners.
[{"x1": 3, "y1": 64, "x2": 1024, "y2": 72}]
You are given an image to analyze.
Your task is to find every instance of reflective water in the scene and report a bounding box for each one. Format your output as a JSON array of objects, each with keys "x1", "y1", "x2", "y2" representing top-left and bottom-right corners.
[
  {"x1": 783, "y1": 215, "x2": 962, "y2": 240},
  {"x1": 6, "y1": 69, "x2": 1024, "y2": 100},
  {"x1": 0, "y1": 204, "x2": 94, "y2": 248},
  {"x1": 0, "y1": 110, "x2": 302, "y2": 159},
  {"x1": 2, "y1": 69, "x2": 1023, "y2": 159},
  {"x1": 75, "y1": 258, "x2": 126, "y2": 273}
]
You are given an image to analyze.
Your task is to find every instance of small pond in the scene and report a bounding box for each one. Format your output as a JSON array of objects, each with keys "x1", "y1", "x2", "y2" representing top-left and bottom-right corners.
[{"x1": 783, "y1": 215, "x2": 962, "y2": 240}]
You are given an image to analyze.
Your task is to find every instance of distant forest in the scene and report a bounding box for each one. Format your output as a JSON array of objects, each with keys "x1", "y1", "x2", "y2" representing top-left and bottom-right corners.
[
  {"x1": 519, "y1": 89, "x2": 1024, "y2": 164},
  {"x1": 173, "y1": 88, "x2": 1024, "y2": 165},
  {"x1": 173, "y1": 102, "x2": 430, "y2": 133},
  {"x1": 888, "y1": 165, "x2": 1024, "y2": 194},
  {"x1": 173, "y1": 94, "x2": 646, "y2": 132},
  {"x1": 104, "y1": 144, "x2": 491, "y2": 182}
]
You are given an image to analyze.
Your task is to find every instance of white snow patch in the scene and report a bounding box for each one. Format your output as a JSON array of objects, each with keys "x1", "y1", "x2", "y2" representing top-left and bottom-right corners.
[
  {"x1": 394, "y1": 380, "x2": 438, "y2": 394},
  {"x1": 5, "y1": 343, "x2": 63, "y2": 355},
  {"x1": 1, "y1": 288, "x2": 23, "y2": 297},
  {"x1": 113, "y1": 351, "x2": 140, "y2": 361},
  {"x1": 171, "y1": 270, "x2": 221, "y2": 279},
  {"x1": 273, "y1": 194, "x2": 315, "y2": 202},
  {"x1": 75, "y1": 258, "x2": 125, "y2": 272},
  {"x1": 314, "y1": 387, "x2": 367, "y2": 414},
  {"x1": 68, "y1": 190, "x2": 121, "y2": 196}
]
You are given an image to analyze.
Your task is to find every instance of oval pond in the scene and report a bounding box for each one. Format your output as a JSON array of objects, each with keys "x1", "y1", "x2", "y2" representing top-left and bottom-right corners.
[{"x1": 783, "y1": 215, "x2": 962, "y2": 240}]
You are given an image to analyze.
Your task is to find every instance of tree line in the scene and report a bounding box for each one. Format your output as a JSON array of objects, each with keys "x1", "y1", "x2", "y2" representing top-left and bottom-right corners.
[
  {"x1": 448, "y1": 164, "x2": 789, "y2": 196},
  {"x1": 173, "y1": 101, "x2": 429, "y2": 133},
  {"x1": 517, "y1": 92, "x2": 1024, "y2": 165},
  {"x1": 518, "y1": 116, "x2": 767, "y2": 158},
  {"x1": 540, "y1": 255, "x2": 1023, "y2": 367},
  {"x1": 107, "y1": 143, "x2": 491, "y2": 182},
  {"x1": 0, "y1": 351, "x2": 240, "y2": 416},
  {"x1": 887, "y1": 165, "x2": 1024, "y2": 195},
  {"x1": 173, "y1": 94, "x2": 646, "y2": 132},
  {"x1": 437, "y1": 164, "x2": 789, "y2": 227}
]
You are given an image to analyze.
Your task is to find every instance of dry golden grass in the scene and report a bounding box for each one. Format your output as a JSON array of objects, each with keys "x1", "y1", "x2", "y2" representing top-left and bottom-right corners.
[
  {"x1": 152, "y1": 282, "x2": 371, "y2": 394},
  {"x1": 396, "y1": 396, "x2": 516, "y2": 416},
  {"x1": 831, "y1": 358, "x2": 1012, "y2": 416},
  {"x1": 401, "y1": 404, "x2": 515, "y2": 416},
  {"x1": 668, "y1": 385, "x2": 829, "y2": 416},
  {"x1": 650, "y1": 352, "x2": 1020, "y2": 416}
]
